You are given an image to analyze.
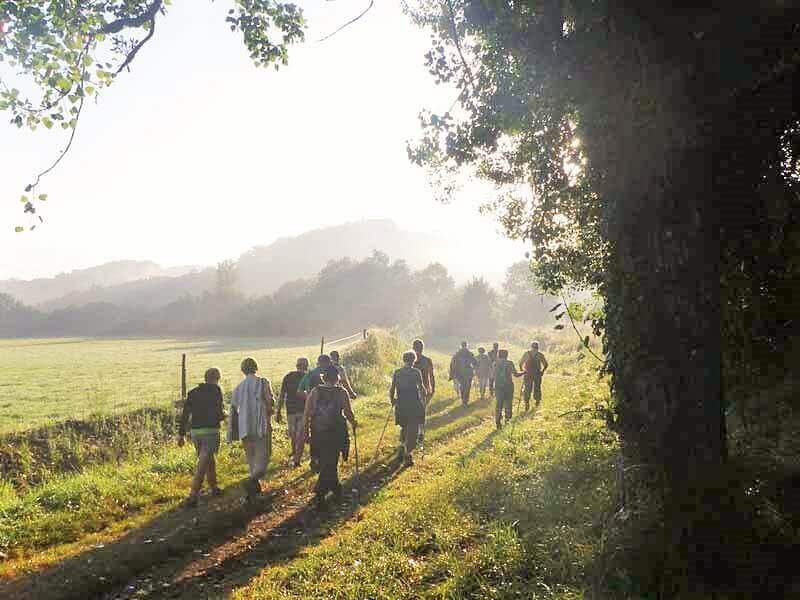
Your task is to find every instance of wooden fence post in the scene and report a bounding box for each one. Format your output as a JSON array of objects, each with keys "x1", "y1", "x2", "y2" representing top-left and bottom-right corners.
[
  {"x1": 320, "y1": 337, "x2": 325, "y2": 355},
  {"x1": 181, "y1": 354, "x2": 187, "y2": 402},
  {"x1": 363, "y1": 328, "x2": 367, "y2": 340}
]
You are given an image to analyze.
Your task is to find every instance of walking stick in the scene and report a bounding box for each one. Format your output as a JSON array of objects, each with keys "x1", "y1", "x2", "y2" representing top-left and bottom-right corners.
[
  {"x1": 511, "y1": 384, "x2": 524, "y2": 436},
  {"x1": 373, "y1": 404, "x2": 394, "y2": 461},
  {"x1": 421, "y1": 392, "x2": 430, "y2": 463},
  {"x1": 352, "y1": 422, "x2": 360, "y2": 504}
]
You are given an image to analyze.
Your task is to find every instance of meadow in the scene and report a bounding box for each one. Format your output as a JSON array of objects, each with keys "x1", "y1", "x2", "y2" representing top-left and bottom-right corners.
[
  {"x1": 0, "y1": 331, "x2": 618, "y2": 599},
  {"x1": 0, "y1": 337, "x2": 327, "y2": 433}
]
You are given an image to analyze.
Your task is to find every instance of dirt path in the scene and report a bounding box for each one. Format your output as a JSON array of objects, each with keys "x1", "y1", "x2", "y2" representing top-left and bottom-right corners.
[{"x1": 1, "y1": 395, "x2": 499, "y2": 600}]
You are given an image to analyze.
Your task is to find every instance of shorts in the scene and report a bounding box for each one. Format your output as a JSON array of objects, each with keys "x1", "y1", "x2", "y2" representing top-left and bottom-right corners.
[
  {"x1": 192, "y1": 431, "x2": 221, "y2": 456},
  {"x1": 286, "y1": 413, "x2": 304, "y2": 440}
]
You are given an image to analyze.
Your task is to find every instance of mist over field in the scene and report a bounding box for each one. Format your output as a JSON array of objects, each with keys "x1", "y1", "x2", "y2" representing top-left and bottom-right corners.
[{"x1": 0, "y1": 1, "x2": 796, "y2": 598}]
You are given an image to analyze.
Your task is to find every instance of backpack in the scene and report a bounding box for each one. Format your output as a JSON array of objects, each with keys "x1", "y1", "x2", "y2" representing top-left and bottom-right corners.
[
  {"x1": 310, "y1": 386, "x2": 344, "y2": 438},
  {"x1": 496, "y1": 360, "x2": 512, "y2": 385}
]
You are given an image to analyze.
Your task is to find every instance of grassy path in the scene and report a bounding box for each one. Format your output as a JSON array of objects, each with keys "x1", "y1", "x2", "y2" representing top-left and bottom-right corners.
[{"x1": 1, "y1": 347, "x2": 615, "y2": 600}]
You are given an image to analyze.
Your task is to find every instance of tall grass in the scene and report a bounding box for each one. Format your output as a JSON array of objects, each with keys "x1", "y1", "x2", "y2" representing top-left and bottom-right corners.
[
  {"x1": 341, "y1": 330, "x2": 404, "y2": 395},
  {"x1": 0, "y1": 407, "x2": 177, "y2": 489}
]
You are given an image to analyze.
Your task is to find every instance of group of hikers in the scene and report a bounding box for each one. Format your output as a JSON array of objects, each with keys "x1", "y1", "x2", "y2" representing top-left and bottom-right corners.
[
  {"x1": 177, "y1": 339, "x2": 547, "y2": 509},
  {"x1": 449, "y1": 340, "x2": 548, "y2": 414}
]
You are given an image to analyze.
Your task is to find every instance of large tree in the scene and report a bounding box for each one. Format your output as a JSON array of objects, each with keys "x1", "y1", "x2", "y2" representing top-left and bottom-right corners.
[{"x1": 405, "y1": 0, "x2": 799, "y2": 589}]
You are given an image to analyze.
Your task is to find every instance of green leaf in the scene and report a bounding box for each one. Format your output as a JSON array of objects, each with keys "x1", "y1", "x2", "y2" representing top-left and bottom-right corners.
[
  {"x1": 56, "y1": 77, "x2": 72, "y2": 92},
  {"x1": 14, "y1": 227, "x2": 24, "y2": 233},
  {"x1": 38, "y1": 194, "x2": 48, "y2": 201},
  {"x1": 20, "y1": 195, "x2": 28, "y2": 203}
]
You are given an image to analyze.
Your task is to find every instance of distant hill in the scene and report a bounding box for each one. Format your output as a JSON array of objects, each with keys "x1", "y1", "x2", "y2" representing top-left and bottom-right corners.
[
  {"x1": 0, "y1": 260, "x2": 198, "y2": 307},
  {"x1": 6, "y1": 220, "x2": 451, "y2": 311},
  {"x1": 235, "y1": 219, "x2": 449, "y2": 296}
]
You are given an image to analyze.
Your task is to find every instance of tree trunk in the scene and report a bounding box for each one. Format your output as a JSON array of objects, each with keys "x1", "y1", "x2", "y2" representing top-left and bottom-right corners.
[{"x1": 603, "y1": 91, "x2": 726, "y2": 587}]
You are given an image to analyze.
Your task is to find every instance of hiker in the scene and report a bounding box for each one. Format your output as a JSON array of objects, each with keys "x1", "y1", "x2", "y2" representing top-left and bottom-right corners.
[
  {"x1": 412, "y1": 339, "x2": 435, "y2": 401},
  {"x1": 451, "y1": 341, "x2": 477, "y2": 405},
  {"x1": 475, "y1": 346, "x2": 493, "y2": 400},
  {"x1": 389, "y1": 351, "x2": 426, "y2": 467},
  {"x1": 298, "y1": 353, "x2": 332, "y2": 396},
  {"x1": 493, "y1": 349, "x2": 523, "y2": 429},
  {"x1": 449, "y1": 354, "x2": 461, "y2": 397},
  {"x1": 519, "y1": 341, "x2": 549, "y2": 411},
  {"x1": 229, "y1": 357, "x2": 274, "y2": 501},
  {"x1": 487, "y1": 342, "x2": 500, "y2": 397},
  {"x1": 178, "y1": 367, "x2": 225, "y2": 508},
  {"x1": 329, "y1": 350, "x2": 357, "y2": 400},
  {"x1": 276, "y1": 357, "x2": 309, "y2": 467},
  {"x1": 412, "y1": 338, "x2": 435, "y2": 445},
  {"x1": 303, "y1": 365, "x2": 356, "y2": 508}
]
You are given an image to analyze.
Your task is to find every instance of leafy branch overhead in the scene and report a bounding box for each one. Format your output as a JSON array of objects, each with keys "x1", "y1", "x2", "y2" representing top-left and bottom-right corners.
[{"x1": 0, "y1": 0, "x2": 307, "y2": 227}]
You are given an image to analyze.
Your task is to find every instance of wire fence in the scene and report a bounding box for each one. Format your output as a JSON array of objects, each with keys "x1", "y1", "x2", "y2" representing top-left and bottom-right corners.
[{"x1": 0, "y1": 331, "x2": 370, "y2": 436}]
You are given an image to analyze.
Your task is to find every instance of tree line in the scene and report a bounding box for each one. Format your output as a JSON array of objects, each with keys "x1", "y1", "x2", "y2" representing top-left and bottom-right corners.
[{"x1": 0, "y1": 253, "x2": 558, "y2": 338}]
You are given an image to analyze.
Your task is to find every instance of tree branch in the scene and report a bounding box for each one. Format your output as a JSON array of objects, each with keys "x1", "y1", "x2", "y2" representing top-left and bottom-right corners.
[
  {"x1": 445, "y1": 0, "x2": 475, "y2": 90},
  {"x1": 114, "y1": 16, "x2": 157, "y2": 75},
  {"x1": 318, "y1": 0, "x2": 375, "y2": 42},
  {"x1": 562, "y1": 293, "x2": 604, "y2": 362},
  {"x1": 99, "y1": 0, "x2": 163, "y2": 35}
]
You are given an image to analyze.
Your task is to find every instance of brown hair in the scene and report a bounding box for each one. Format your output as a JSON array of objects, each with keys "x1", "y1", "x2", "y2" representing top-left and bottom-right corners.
[
  {"x1": 204, "y1": 367, "x2": 221, "y2": 383},
  {"x1": 240, "y1": 357, "x2": 258, "y2": 374}
]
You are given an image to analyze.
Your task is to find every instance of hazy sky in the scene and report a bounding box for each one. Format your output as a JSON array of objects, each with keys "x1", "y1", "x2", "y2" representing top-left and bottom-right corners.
[{"x1": 0, "y1": 0, "x2": 527, "y2": 282}]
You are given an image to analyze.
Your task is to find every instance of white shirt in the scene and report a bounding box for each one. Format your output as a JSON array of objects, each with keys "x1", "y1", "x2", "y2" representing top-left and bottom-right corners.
[{"x1": 230, "y1": 374, "x2": 272, "y2": 440}]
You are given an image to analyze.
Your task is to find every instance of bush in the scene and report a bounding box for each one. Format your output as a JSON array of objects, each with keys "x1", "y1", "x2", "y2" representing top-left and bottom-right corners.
[{"x1": 341, "y1": 329, "x2": 404, "y2": 395}]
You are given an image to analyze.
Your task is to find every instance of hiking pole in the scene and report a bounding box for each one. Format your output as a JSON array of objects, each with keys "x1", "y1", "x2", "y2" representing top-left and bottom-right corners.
[
  {"x1": 373, "y1": 404, "x2": 394, "y2": 462},
  {"x1": 352, "y1": 422, "x2": 361, "y2": 505},
  {"x1": 511, "y1": 384, "x2": 524, "y2": 437}
]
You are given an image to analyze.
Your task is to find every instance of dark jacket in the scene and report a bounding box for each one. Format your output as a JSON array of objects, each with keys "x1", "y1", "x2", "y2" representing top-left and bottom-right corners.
[
  {"x1": 179, "y1": 383, "x2": 225, "y2": 436},
  {"x1": 391, "y1": 366, "x2": 426, "y2": 426},
  {"x1": 280, "y1": 370, "x2": 307, "y2": 415}
]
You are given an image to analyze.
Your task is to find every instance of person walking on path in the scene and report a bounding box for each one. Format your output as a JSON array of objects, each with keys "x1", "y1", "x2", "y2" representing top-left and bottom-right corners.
[
  {"x1": 475, "y1": 346, "x2": 493, "y2": 401},
  {"x1": 449, "y1": 354, "x2": 461, "y2": 398},
  {"x1": 487, "y1": 342, "x2": 500, "y2": 397},
  {"x1": 298, "y1": 354, "x2": 332, "y2": 396},
  {"x1": 493, "y1": 349, "x2": 523, "y2": 429},
  {"x1": 519, "y1": 341, "x2": 549, "y2": 411},
  {"x1": 452, "y1": 341, "x2": 477, "y2": 406},
  {"x1": 412, "y1": 338, "x2": 435, "y2": 446},
  {"x1": 276, "y1": 357, "x2": 309, "y2": 468},
  {"x1": 178, "y1": 367, "x2": 225, "y2": 508},
  {"x1": 329, "y1": 350, "x2": 357, "y2": 400},
  {"x1": 303, "y1": 365, "x2": 356, "y2": 508},
  {"x1": 389, "y1": 351, "x2": 426, "y2": 467},
  {"x1": 229, "y1": 357, "x2": 274, "y2": 501}
]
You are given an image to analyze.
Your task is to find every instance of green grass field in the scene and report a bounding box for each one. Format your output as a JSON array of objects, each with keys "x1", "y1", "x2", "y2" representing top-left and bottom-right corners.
[
  {"x1": 0, "y1": 331, "x2": 617, "y2": 599},
  {"x1": 0, "y1": 337, "x2": 329, "y2": 433}
]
